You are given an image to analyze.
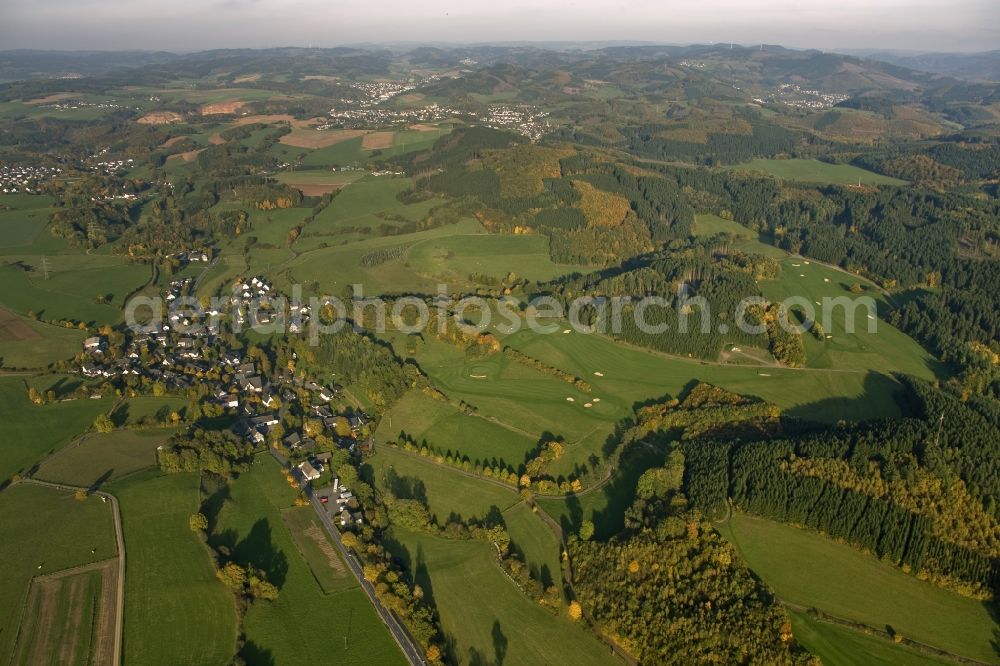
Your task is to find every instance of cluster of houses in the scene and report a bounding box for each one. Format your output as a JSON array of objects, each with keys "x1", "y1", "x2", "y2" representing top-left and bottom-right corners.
[
  {"x1": 0, "y1": 163, "x2": 61, "y2": 194},
  {"x1": 478, "y1": 105, "x2": 551, "y2": 141},
  {"x1": 313, "y1": 475, "x2": 364, "y2": 527},
  {"x1": 165, "y1": 249, "x2": 212, "y2": 265},
  {"x1": 89, "y1": 156, "x2": 135, "y2": 176},
  {"x1": 320, "y1": 102, "x2": 458, "y2": 129},
  {"x1": 77, "y1": 272, "x2": 375, "y2": 530},
  {"x1": 753, "y1": 83, "x2": 851, "y2": 110}
]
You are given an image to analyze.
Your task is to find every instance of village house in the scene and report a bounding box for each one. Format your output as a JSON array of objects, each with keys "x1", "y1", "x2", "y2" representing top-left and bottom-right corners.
[{"x1": 297, "y1": 460, "x2": 321, "y2": 482}]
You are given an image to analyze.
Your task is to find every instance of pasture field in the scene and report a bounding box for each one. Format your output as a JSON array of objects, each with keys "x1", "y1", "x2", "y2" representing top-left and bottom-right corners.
[
  {"x1": 273, "y1": 169, "x2": 364, "y2": 195},
  {"x1": 194, "y1": 254, "x2": 247, "y2": 299},
  {"x1": 223, "y1": 204, "x2": 309, "y2": 247},
  {"x1": 279, "y1": 128, "x2": 367, "y2": 149},
  {"x1": 0, "y1": 255, "x2": 151, "y2": 325},
  {"x1": 365, "y1": 126, "x2": 452, "y2": 159},
  {"x1": 724, "y1": 158, "x2": 908, "y2": 185},
  {"x1": 406, "y1": 233, "x2": 588, "y2": 282},
  {"x1": 0, "y1": 377, "x2": 113, "y2": 482},
  {"x1": 787, "y1": 610, "x2": 952, "y2": 666},
  {"x1": 503, "y1": 502, "x2": 563, "y2": 591},
  {"x1": 374, "y1": 388, "x2": 538, "y2": 467},
  {"x1": 693, "y1": 214, "x2": 945, "y2": 378},
  {"x1": 11, "y1": 560, "x2": 117, "y2": 666},
  {"x1": 35, "y1": 429, "x2": 172, "y2": 488},
  {"x1": 113, "y1": 470, "x2": 238, "y2": 666},
  {"x1": 287, "y1": 218, "x2": 482, "y2": 295},
  {"x1": 211, "y1": 456, "x2": 406, "y2": 666},
  {"x1": 717, "y1": 512, "x2": 997, "y2": 663},
  {"x1": 280, "y1": 506, "x2": 353, "y2": 595},
  {"x1": 391, "y1": 322, "x2": 907, "y2": 489},
  {"x1": 299, "y1": 136, "x2": 367, "y2": 167},
  {"x1": 117, "y1": 396, "x2": 189, "y2": 425},
  {"x1": 406, "y1": 333, "x2": 619, "y2": 442},
  {"x1": 368, "y1": 444, "x2": 519, "y2": 524},
  {"x1": 294, "y1": 125, "x2": 452, "y2": 167},
  {"x1": 0, "y1": 195, "x2": 56, "y2": 248},
  {"x1": 0, "y1": 484, "x2": 117, "y2": 664},
  {"x1": 384, "y1": 527, "x2": 618, "y2": 666},
  {"x1": 299, "y1": 177, "x2": 431, "y2": 237},
  {"x1": 536, "y1": 443, "x2": 664, "y2": 540},
  {"x1": 0, "y1": 309, "x2": 87, "y2": 368}
]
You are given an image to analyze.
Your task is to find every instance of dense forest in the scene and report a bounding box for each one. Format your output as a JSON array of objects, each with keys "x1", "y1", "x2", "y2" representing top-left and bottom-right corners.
[{"x1": 681, "y1": 378, "x2": 1000, "y2": 598}]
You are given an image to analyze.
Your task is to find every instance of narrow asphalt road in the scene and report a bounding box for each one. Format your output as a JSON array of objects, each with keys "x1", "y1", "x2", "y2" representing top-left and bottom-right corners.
[{"x1": 20, "y1": 478, "x2": 125, "y2": 666}]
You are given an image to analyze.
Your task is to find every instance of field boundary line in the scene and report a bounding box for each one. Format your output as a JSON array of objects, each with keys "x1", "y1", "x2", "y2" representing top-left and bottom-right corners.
[{"x1": 17, "y1": 478, "x2": 125, "y2": 666}]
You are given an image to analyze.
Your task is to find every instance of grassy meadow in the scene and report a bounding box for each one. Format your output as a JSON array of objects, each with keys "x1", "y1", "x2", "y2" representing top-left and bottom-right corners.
[
  {"x1": 35, "y1": 429, "x2": 172, "y2": 488},
  {"x1": 0, "y1": 257, "x2": 151, "y2": 325},
  {"x1": 406, "y1": 233, "x2": 587, "y2": 282},
  {"x1": 0, "y1": 484, "x2": 117, "y2": 664},
  {"x1": 114, "y1": 470, "x2": 238, "y2": 666},
  {"x1": 503, "y1": 502, "x2": 564, "y2": 591},
  {"x1": 787, "y1": 609, "x2": 954, "y2": 666},
  {"x1": 368, "y1": 444, "x2": 520, "y2": 524},
  {"x1": 0, "y1": 313, "x2": 87, "y2": 368},
  {"x1": 384, "y1": 526, "x2": 619, "y2": 666},
  {"x1": 0, "y1": 377, "x2": 113, "y2": 482},
  {"x1": 717, "y1": 512, "x2": 997, "y2": 663},
  {"x1": 212, "y1": 456, "x2": 406, "y2": 665}
]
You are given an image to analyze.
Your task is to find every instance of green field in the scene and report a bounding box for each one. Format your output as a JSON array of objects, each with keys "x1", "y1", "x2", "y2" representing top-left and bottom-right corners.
[
  {"x1": 369, "y1": 444, "x2": 520, "y2": 523},
  {"x1": 788, "y1": 609, "x2": 953, "y2": 666},
  {"x1": 11, "y1": 565, "x2": 107, "y2": 666},
  {"x1": 693, "y1": 214, "x2": 945, "y2": 377},
  {"x1": 385, "y1": 317, "x2": 912, "y2": 490},
  {"x1": 35, "y1": 429, "x2": 171, "y2": 488},
  {"x1": 537, "y1": 443, "x2": 664, "y2": 540},
  {"x1": 503, "y1": 502, "x2": 563, "y2": 590},
  {"x1": 296, "y1": 126, "x2": 451, "y2": 167},
  {"x1": 0, "y1": 255, "x2": 151, "y2": 325},
  {"x1": 374, "y1": 388, "x2": 537, "y2": 468},
  {"x1": 0, "y1": 377, "x2": 113, "y2": 482},
  {"x1": 367, "y1": 126, "x2": 452, "y2": 159},
  {"x1": 286, "y1": 219, "x2": 467, "y2": 291},
  {"x1": 273, "y1": 169, "x2": 363, "y2": 192},
  {"x1": 299, "y1": 137, "x2": 367, "y2": 167},
  {"x1": 118, "y1": 396, "x2": 189, "y2": 425},
  {"x1": 212, "y1": 456, "x2": 406, "y2": 665},
  {"x1": 0, "y1": 195, "x2": 55, "y2": 247},
  {"x1": 114, "y1": 470, "x2": 238, "y2": 665},
  {"x1": 717, "y1": 512, "x2": 997, "y2": 663},
  {"x1": 0, "y1": 484, "x2": 117, "y2": 664},
  {"x1": 0, "y1": 313, "x2": 87, "y2": 368},
  {"x1": 724, "y1": 159, "x2": 908, "y2": 186},
  {"x1": 385, "y1": 527, "x2": 618, "y2": 666},
  {"x1": 406, "y1": 233, "x2": 588, "y2": 282},
  {"x1": 280, "y1": 506, "x2": 354, "y2": 595},
  {"x1": 299, "y1": 177, "x2": 435, "y2": 237}
]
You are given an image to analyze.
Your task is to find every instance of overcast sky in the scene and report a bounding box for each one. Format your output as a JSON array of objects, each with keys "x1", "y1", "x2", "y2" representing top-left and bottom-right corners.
[{"x1": 1, "y1": 0, "x2": 997, "y2": 52}]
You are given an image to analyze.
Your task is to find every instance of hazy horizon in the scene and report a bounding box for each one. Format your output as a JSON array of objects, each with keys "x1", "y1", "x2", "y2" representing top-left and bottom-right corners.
[{"x1": 1, "y1": 0, "x2": 997, "y2": 53}]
